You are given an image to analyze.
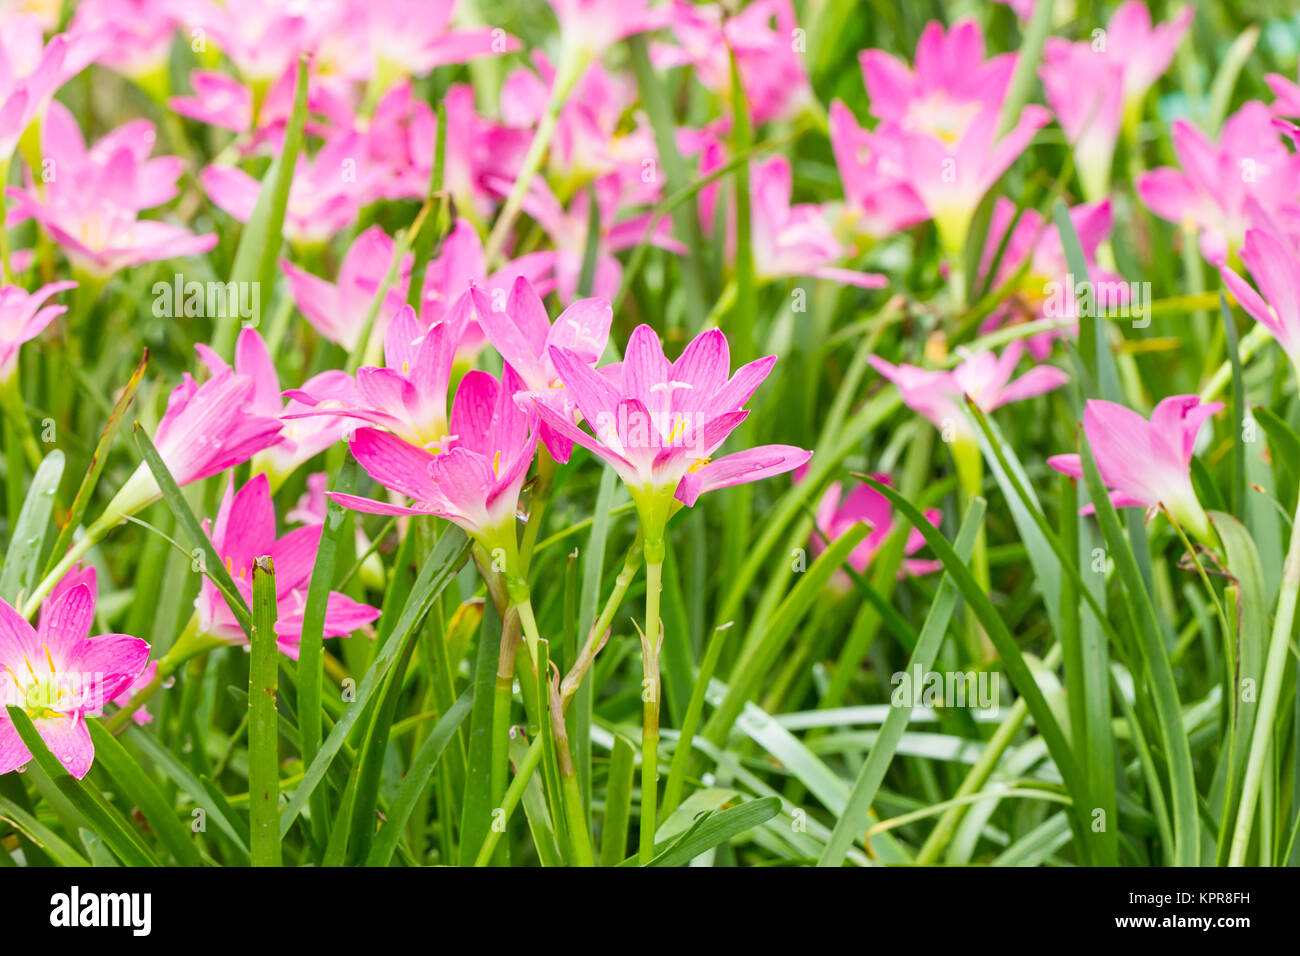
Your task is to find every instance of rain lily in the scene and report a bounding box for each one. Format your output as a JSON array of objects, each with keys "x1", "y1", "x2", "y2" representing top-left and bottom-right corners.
[
  {"x1": 0, "y1": 577, "x2": 150, "y2": 779},
  {"x1": 110, "y1": 662, "x2": 158, "y2": 726},
  {"x1": 202, "y1": 130, "x2": 373, "y2": 247},
  {"x1": 828, "y1": 100, "x2": 930, "y2": 241},
  {"x1": 288, "y1": 302, "x2": 467, "y2": 450},
  {"x1": 101, "y1": 350, "x2": 285, "y2": 523},
  {"x1": 1040, "y1": 3, "x2": 1193, "y2": 201},
  {"x1": 977, "y1": 197, "x2": 1121, "y2": 358},
  {"x1": 549, "y1": 0, "x2": 669, "y2": 68},
  {"x1": 656, "y1": 0, "x2": 812, "y2": 125},
  {"x1": 530, "y1": 324, "x2": 811, "y2": 546},
  {"x1": 69, "y1": 0, "x2": 178, "y2": 89},
  {"x1": 1267, "y1": 66, "x2": 1300, "y2": 118},
  {"x1": 1137, "y1": 102, "x2": 1300, "y2": 265},
  {"x1": 870, "y1": 341, "x2": 1069, "y2": 441},
  {"x1": 749, "y1": 154, "x2": 887, "y2": 289},
  {"x1": 329, "y1": 363, "x2": 539, "y2": 563},
  {"x1": 165, "y1": 0, "x2": 318, "y2": 84},
  {"x1": 196, "y1": 474, "x2": 380, "y2": 658},
  {"x1": 810, "y1": 475, "x2": 942, "y2": 591},
  {"x1": 859, "y1": 19, "x2": 1049, "y2": 262},
  {"x1": 6, "y1": 107, "x2": 216, "y2": 277},
  {"x1": 0, "y1": 18, "x2": 72, "y2": 163},
  {"x1": 1048, "y1": 395, "x2": 1221, "y2": 542},
  {"x1": 1219, "y1": 225, "x2": 1300, "y2": 374},
  {"x1": 470, "y1": 276, "x2": 612, "y2": 462},
  {"x1": 196, "y1": 327, "x2": 360, "y2": 486},
  {"x1": 0, "y1": 278, "x2": 74, "y2": 382}
]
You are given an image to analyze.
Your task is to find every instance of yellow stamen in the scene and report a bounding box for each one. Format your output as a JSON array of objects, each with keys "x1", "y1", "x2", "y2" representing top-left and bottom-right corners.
[
  {"x1": 493, "y1": 450, "x2": 501, "y2": 477},
  {"x1": 687, "y1": 457, "x2": 711, "y2": 473},
  {"x1": 42, "y1": 644, "x2": 55, "y2": 675}
]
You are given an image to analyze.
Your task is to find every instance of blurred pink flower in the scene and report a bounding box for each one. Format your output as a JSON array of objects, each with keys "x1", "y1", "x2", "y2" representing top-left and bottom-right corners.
[
  {"x1": 1048, "y1": 395, "x2": 1221, "y2": 541},
  {"x1": 810, "y1": 475, "x2": 942, "y2": 585},
  {"x1": 1137, "y1": 102, "x2": 1300, "y2": 265},
  {"x1": 976, "y1": 197, "x2": 1122, "y2": 358},
  {"x1": 870, "y1": 341, "x2": 1068, "y2": 440},
  {"x1": 0, "y1": 278, "x2": 74, "y2": 381},
  {"x1": 655, "y1": 0, "x2": 812, "y2": 125},
  {"x1": 549, "y1": 0, "x2": 669, "y2": 65},
  {"x1": 0, "y1": 576, "x2": 150, "y2": 779},
  {"x1": 0, "y1": 18, "x2": 78, "y2": 162},
  {"x1": 6, "y1": 105, "x2": 215, "y2": 276},
  {"x1": 197, "y1": 473, "x2": 379, "y2": 657},
  {"x1": 70, "y1": 0, "x2": 178, "y2": 84},
  {"x1": 1219, "y1": 225, "x2": 1300, "y2": 373},
  {"x1": 828, "y1": 100, "x2": 930, "y2": 240},
  {"x1": 1040, "y1": 3, "x2": 1192, "y2": 200}
]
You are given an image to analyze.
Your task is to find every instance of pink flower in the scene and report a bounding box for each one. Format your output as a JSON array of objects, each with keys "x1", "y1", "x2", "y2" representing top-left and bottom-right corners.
[
  {"x1": 0, "y1": 576, "x2": 150, "y2": 779},
  {"x1": 0, "y1": 279, "x2": 75, "y2": 381},
  {"x1": 330, "y1": 365, "x2": 539, "y2": 554},
  {"x1": 0, "y1": 17, "x2": 74, "y2": 162},
  {"x1": 976, "y1": 197, "x2": 1121, "y2": 358},
  {"x1": 656, "y1": 0, "x2": 812, "y2": 125},
  {"x1": 6, "y1": 105, "x2": 216, "y2": 276},
  {"x1": 470, "y1": 276, "x2": 612, "y2": 463},
  {"x1": 110, "y1": 662, "x2": 157, "y2": 725},
  {"x1": 288, "y1": 302, "x2": 466, "y2": 449},
  {"x1": 202, "y1": 130, "x2": 371, "y2": 246},
  {"x1": 810, "y1": 476, "x2": 942, "y2": 587},
  {"x1": 828, "y1": 100, "x2": 930, "y2": 240},
  {"x1": 1267, "y1": 67, "x2": 1300, "y2": 119},
  {"x1": 165, "y1": 0, "x2": 319, "y2": 83},
  {"x1": 1048, "y1": 395, "x2": 1221, "y2": 541},
  {"x1": 169, "y1": 67, "x2": 352, "y2": 152},
  {"x1": 859, "y1": 19, "x2": 1048, "y2": 254},
  {"x1": 197, "y1": 474, "x2": 379, "y2": 658},
  {"x1": 749, "y1": 155, "x2": 886, "y2": 289},
  {"x1": 870, "y1": 341, "x2": 1069, "y2": 440},
  {"x1": 1040, "y1": 4, "x2": 1192, "y2": 201},
  {"x1": 530, "y1": 325, "x2": 811, "y2": 537},
  {"x1": 69, "y1": 0, "x2": 178, "y2": 83},
  {"x1": 196, "y1": 327, "x2": 359, "y2": 485},
  {"x1": 104, "y1": 350, "x2": 284, "y2": 520},
  {"x1": 549, "y1": 0, "x2": 669, "y2": 65},
  {"x1": 1219, "y1": 225, "x2": 1300, "y2": 373},
  {"x1": 1137, "y1": 102, "x2": 1300, "y2": 265}
]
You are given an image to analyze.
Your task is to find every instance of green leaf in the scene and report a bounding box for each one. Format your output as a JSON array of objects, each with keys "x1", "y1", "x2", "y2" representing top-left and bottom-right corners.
[
  {"x1": 0, "y1": 795, "x2": 90, "y2": 866},
  {"x1": 818, "y1": 500, "x2": 984, "y2": 866},
  {"x1": 215, "y1": 57, "x2": 309, "y2": 359},
  {"x1": 248, "y1": 556, "x2": 282, "y2": 866},
  {"x1": 624, "y1": 796, "x2": 781, "y2": 867},
  {"x1": 0, "y1": 449, "x2": 63, "y2": 605}
]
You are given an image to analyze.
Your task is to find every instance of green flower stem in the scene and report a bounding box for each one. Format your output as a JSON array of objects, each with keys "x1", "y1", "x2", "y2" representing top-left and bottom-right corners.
[
  {"x1": 559, "y1": 536, "x2": 644, "y2": 707},
  {"x1": 550, "y1": 678, "x2": 595, "y2": 867},
  {"x1": 490, "y1": 614, "x2": 521, "y2": 848},
  {"x1": 103, "y1": 612, "x2": 227, "y2": 732},
  {"x1": 518, "y1": 447, "x2": 557, "y2": 569},
  {"x1": 639, "y1": 544, "x2": 665, "y2": 865},
  {"x1": 482, "y1": 46, "x2": 588, "y2": 265},
  {"x1": 1229, "y1": 490, "x2": 1300, "y2": 865},
  {"x1": 952, "y1": 436, "x2": 991, "y2": 660},
  {"x1": 0, "y1": 157, "x2": 11, "y2": 282},
  {"x1": 0, "y1": 372, "x2": 43, "y2": 470},
  {"x1": 473, "y1": 733, "x2": 545, "y2": 866}
]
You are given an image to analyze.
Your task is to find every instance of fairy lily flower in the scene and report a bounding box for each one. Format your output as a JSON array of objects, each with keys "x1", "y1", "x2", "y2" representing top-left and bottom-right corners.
[
  {"x1": 101, "y1": 353, "x2": 285, "y2": 524},
  {"x1": 196, "y1": 474, "x2": 380, "y2": 658},
  {"x1": 165, "y1": 0, "x2": 315, "y2": 84},
  {"x1": 1048, "y1": 395, "x2": 1222, "y2": 543},
  {"x1": 828, "y1": 100, "x2": 930, "y2": 241},
  {"x1": 870, "y1": 341, "x2": 1069, "y2": 442},
  {"x1": 655, "y1": 0, "x2": 812, "y2": 125},
  {"x1": 202, "y1": 131, "x2": 374, "y2": 247},
  {"x1": 0, "y1": 580, "x2": 150, "y2": 778},
  {"x1": 1137, "y1": 102, "x2": 1300, "y2": 266},
  {"x1": 530, "y1": 324, "x2": 812, "y2": 551},
  {"x1": 1040, "y1": 3, "x2": 1192, "y2": 201},
  {"x1": 0, "y1": 19, "x2": 72, "y2": 163},
  {"x1": 110, "y1": 662, "x2": 158, "y2": 725},
  {"x1": 470, "y1": 276, "x2": 612, "y2": 463},
  {"x1": 0, "y1": 279, "x2": 75, "y2": 382},
  {"x1": 288, "y1": 302, "x2": 466, "y2": 449},
  {"x1": 976, "y1": 197, "x2": 1121, "y2": 358},
  {"x1": 329, "y1": 364, "x2": 540, "y2": 568},
  {"x1": 170, "y1": 67, "x2": 352, "y2": 151},
  {"x1": 1219, "y1": 225, "x2": 1300, "y2": 374},
  {"x1": 809, "y1": 475, "x2": 942, "y2": 591},
  {"x1": 196, "y1": 327, "x2": 360, "y2": 486},
  {"x1": 69, "y1": 0, "x2": 178, "y2": 90},
  {"x1": 5, "y1": 108, "x2": 216, "y2": 277},
  {"x1": 1267, "y1": 66, "x2": 1300, "y2": 118},
  {"x1": 750, "y1": 155, "x2": 887, "y2": 289},
  {"x1": 549, "y1": 0, "x2": 669, "y2": 68}
]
